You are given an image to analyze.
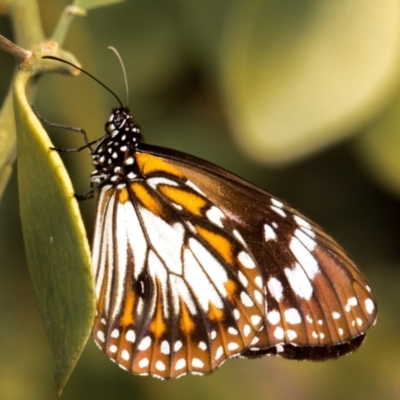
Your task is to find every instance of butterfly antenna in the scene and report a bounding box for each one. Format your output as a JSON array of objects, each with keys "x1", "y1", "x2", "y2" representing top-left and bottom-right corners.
[
  {"x1": 108, "y1": 46, "x2": 129, "y2": 107},
  {"x1": 42, "y1": 55, "x2": 124, "y2": 108}
]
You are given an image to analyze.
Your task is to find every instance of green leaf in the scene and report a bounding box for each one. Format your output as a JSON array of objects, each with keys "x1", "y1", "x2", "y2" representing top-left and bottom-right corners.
[
  {"x1": 220, "y1": 0, "x2": 400, "y2": 164},
  {"x1": 0, "y1": 94, "x2": 16, "y2": 200},
  {"x1": 14, "y1": 69, "x2": 95, "y2": 395}
]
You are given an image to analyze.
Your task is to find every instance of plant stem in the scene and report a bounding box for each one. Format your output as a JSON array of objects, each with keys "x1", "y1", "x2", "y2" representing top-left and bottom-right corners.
[{"x1": 0, "y1": 34, "x2": 31, "y2": 61}]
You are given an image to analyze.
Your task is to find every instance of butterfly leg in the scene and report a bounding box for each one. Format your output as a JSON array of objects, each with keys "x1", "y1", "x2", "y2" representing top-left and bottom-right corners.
[
  {"x1": 75, "y1": 177, "x2": 111, "y2": 201},
  {"x1": 30, "y1": 104, "x2": 95, "y2": 153}
]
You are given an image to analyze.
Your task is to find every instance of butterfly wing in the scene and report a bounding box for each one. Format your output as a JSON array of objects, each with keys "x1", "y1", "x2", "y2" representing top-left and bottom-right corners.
[
  {"x1": 91, "y1": 153, "x2": 265, "y2": 379},
  {"x1": 141, "y1": 144, "x2": 377, "y2": 360}
]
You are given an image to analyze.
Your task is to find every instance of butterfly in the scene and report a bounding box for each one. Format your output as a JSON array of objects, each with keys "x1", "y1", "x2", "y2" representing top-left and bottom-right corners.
[{"x1": 42, "y1": 55, "x2": 377, "y2": 380}]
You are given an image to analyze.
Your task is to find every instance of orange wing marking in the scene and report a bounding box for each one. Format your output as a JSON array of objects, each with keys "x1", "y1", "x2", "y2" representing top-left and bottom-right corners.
[
  {"x1": 150, "y1": 295, "x2": 167, "y2": 338},
  {"x1": 159, "y1": 185, "x2": 207, "y2": 216},
  {"x1": 136, "y1": 153, "x2": 185, "y2": 179},
  {"x1": 208, "y1": 302, "x2": 224, "y2": 322},
  {"x1": 131, "y1": 181, "x2": 164, "y2": 217},
  {"x1": 179, "y1": 299, "x2": 196, "y2": 335},
  {"x1": 195, "y1": 225, "x2": 234, "y2": 265},
  {"x1": 120, "y1": 290, "x2": 136, "y2": 327}
]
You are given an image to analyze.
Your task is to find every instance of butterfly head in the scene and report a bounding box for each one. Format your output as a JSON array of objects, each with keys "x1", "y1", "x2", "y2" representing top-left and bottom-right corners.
[{"x1": 106, "y1": 107, "x2": 142, "y2": 141}]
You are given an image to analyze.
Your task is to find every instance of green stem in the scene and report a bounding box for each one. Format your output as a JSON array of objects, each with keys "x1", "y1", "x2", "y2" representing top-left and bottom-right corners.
[{"x1": 51, "y1": 5, "x2": 87, "y2": 44}]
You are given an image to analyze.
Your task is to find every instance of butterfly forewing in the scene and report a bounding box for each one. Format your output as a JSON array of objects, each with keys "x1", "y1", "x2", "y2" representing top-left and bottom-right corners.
[
  {"x1": 143, "y1": 145, "x2": 377, "y2": 359},
  {"x1": 92, "y1": 151, "x2": 265, "y2": 378}
]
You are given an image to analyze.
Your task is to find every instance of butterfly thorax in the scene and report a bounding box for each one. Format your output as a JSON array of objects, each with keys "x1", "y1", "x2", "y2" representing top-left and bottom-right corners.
[{"x1": 91, "y1": 107, "x2": 144, "y2": 185}]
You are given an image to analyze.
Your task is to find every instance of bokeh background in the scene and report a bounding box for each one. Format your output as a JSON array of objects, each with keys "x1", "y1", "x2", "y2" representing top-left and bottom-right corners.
[{"x1": 1, "y1": 0, "x2": 400, "y2": 399}]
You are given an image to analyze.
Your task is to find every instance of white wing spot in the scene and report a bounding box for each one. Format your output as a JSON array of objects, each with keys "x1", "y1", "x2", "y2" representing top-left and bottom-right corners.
[
  {"x1": 271, "y1": 198, "x2": 284, "y2": 208},
  {"x1": 284, "y1": 265, "x2": 313, "y2": 300},
  {"x1": 264, "y1": 224, "x2": 277, "y2": 241},
  {"x1": 244, "y1": 324, "x2": 251, "y2": 337},
  {"x1": 250, "y1": 336, "x2": 259, "y2": 345},
  {"x1": 161, "y1": 340, "x2": 170, "y2": 355},
  {"x1": 175, "y1": 358, "x2": 186, "y2": 370},
  {"x1": 211, "y1": 330, "x2": 217, "y2": 340},
  {"x1": 97, "y1": 330, "x2": 105, "y2": 343},
  {"x1": 233, "y1": 230, "x2": 246, "y2": 246},
  {"x1": 254, "y1": 289, "x2": 263, "y2": 304},
  {"x1": 138, "y1": 336, "x2": 152, "y2": 351},
  {"x1": 101, "y1": 318, "x2": 106, "y2": 325},
  {"x1": 118, "y1": 363, "x2": 128, "y2": 371},
  {"x1": 289, "y1": 236, "x2": 319, "y2": 279},
  {"x1": 192, "y1": 358, "x2": 204, "y2": 368},
  {"x1": 306, "y1": 315, "x2": 313, "y2": 323},
  {"x1": 319, "y1": 333, "x2": 325, "y2": 339},
  {"x1": 228, "y1": 342, "x2": 239, "y2": 351},
  {"x1": 215, "y1": 346, "x2": 224, "y2": 360},
  {"x1": 233, "y1": 309, "x2": 240, "y2": 320},
  {"x1": 255, "y1": 276, "x2": 263, "y2": 288},
  {"x1": 268, "y1": 277, "x2": 283, "y2": 301},
  {"x1": 357, "y1": 318, "x2": 363, "y2": 326},
  {"x1": 240, "y1": 291, "x2": 254, "y2": 307},
  {"x1": 174, "y1": 340, "x2": 183, "y2": 352},
  {"x1": 274, "y1": 327, "x2": 284, "y2": 340},
  {"x1": 109, "y1": 345, "x2": 117, "y2": 353},
  {"x1": 238, "y1": 251, "x2": 256, "y2": 269},
  {"x1": 199, "y1": 341, "x2": 207, "y2": 351},
  {"x1": 286, "y1": 329, "x2": 297, "y2": 340},
  {"x1": 267, "y1": 310, "x2": 281, "y2": 325},
  {"x1": 345, "y1": 297, "x2": 358, "y2": 312},
  {"x1": 271, "y1": 205, "x2": 286, "y2": 217},
  {"x1": 238, "y1": 271, "x2": 248, "y2": 287},
  {"x1": 312, "y1": 331, "x2": 318, "y2": 339},
  {"x1": 349, "y1": 297, "x2": 358, "y2": 306},
  {"x1": 251, "y1": 315, "x2": 261, "y2": 325},
  {"x1": 332, "y1": 312, "x2": 341, "y2": 320},
  {"x1": 318, "y1": 319, "x2": 323, "y2": 326},
  {"x1": 185, "y1": 180, "x2": 205, "y2": 195},
  {"x1": 121, "y1": 350, "x2": 130, "y2": 361},
  {"x1": 284, "y1": 308, "x2": 302, "y2": 324},
  {"x1": 111, "y1": 329, "x2": 120, "y2": 338},
  {"x1": 206, "y1": 206, "x2": 225, "y2": 228},
  {"x1": 276, "y1": 344, "x2": 284, "y2": 353},
  {"x1": 228, "y1": 327, "x2": 239, "y2": 335},
  {"x1": 125, "y1": 157, "x2": 134, "y2": 165},
  {"x1": 155, "y1": 360, "x2": 166, "y2": 371},
  {"x1": 365, "y1": 298, "x2": 375, "y2": 314},
  {"x1": 126, "y1": 330, "x2": 136, "y2": 343},
  {"x1": 147, "y1": 176, "x2": 178, "y2": 189},
  {"x1": 338, "y1": 328, "x2": 344, "y2": 336},
  {"x1": 294, "y1": 228, "x2": 316, "y2": 251},
  {"x1": 293, "y1": 215, "x2": 312, "y2": 231},
  {"x1": 138, "y1": 358, "x2": 149, "y2": 368}
]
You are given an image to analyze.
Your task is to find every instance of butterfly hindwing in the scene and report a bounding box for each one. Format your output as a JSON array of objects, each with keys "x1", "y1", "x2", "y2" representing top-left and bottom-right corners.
[
  {"x1": 92, "y1": 153, "x2": 265, "y2": 378},
  {"x1": 143, "y1": 144, "x2": 377, "y2": 359}
]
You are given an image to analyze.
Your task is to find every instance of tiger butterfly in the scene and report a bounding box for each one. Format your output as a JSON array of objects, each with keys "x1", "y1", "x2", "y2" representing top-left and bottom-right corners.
[{"x1": 42, "y1": 55, "x2": 377, "y2": 380}]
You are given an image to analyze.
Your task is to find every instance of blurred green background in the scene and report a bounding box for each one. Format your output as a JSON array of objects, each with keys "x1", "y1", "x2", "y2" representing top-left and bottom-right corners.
[{"x1": 1, "y1": 0, "x2": 400, "y2": 399}]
